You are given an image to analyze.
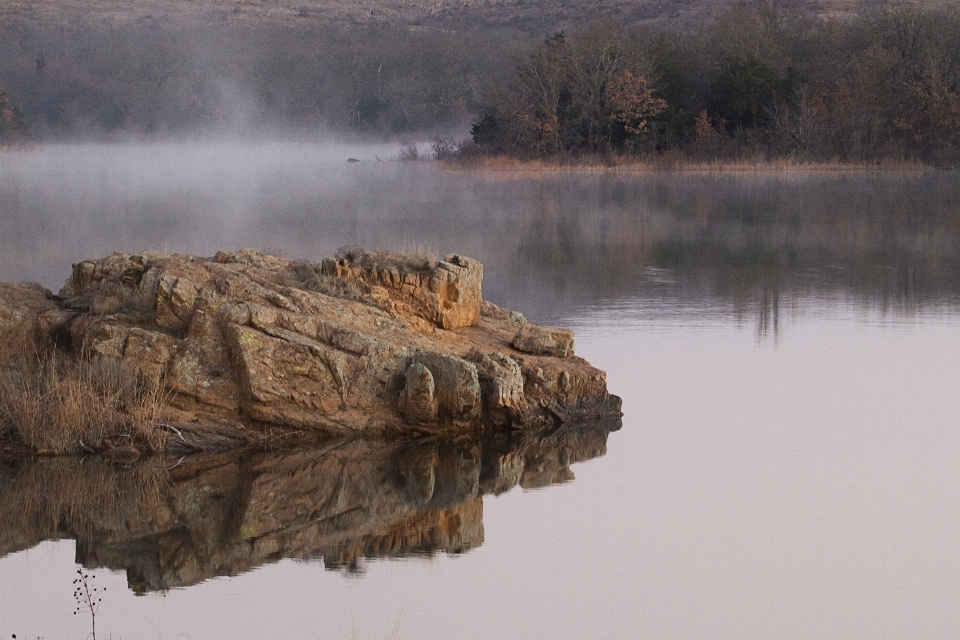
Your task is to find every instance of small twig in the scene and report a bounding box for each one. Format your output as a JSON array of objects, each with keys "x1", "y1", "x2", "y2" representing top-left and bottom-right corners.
[
  {"x1": 73, "y1": 569, "x2": 103, "y2": 640},
  {"x1": 155, "y1": 422, "x2": 186, "y2": 442},
  {"x1": 162, "y1": 455, "x2": 187, "y2": 471}
]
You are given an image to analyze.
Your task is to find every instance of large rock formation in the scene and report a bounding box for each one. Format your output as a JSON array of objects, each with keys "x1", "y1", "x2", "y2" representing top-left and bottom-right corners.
[
  {"x1": 0, "y1": 421, "x2": 619, "y2": 592},
  {"x1": 0, "y1": 249, "x2": 621, "y2": 453}
]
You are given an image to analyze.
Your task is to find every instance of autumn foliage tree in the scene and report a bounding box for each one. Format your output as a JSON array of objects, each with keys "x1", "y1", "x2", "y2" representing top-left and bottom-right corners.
[
  {"x1": 607, "y1": 70, "x2": 667, "y2": 145},
  {"x1": 471, "y1": 25, "x2": 665, "y2": 156}
]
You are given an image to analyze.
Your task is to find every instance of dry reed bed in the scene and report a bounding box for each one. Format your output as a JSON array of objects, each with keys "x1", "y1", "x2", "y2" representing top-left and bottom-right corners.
[
  {"x1": 447, "y1": 154, "x2": 935, "y2": 175},
  {"x1": 0, "y1": 349, "x2": 169, "y2": 455}
]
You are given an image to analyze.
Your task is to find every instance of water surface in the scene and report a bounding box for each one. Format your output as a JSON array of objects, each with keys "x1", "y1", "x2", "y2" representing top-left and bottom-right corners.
[{"x1": 1, "y1": 145, "x2": 959, "y2": 639}]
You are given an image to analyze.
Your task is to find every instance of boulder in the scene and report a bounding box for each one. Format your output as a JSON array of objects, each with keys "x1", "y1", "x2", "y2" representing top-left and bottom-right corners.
[
  {"x1": 322, "y1": 252, "x2": 483, "y2": 329},
  {"x1": 468, "y1": 350, "x2": 527, "y2": 426},
  {"x1": 410, "y1": 352, "x2": 482, "y2": 425},
  {"x1": 511, "y1": 324, "x2": 575, "y2": 358},
  {"x1": 481, "y1": 300, "x2": 527, "y2": 325}
]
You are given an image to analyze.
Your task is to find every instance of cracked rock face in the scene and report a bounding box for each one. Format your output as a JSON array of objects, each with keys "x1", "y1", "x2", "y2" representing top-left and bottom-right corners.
[
  {"x1": 322, "y1": 252, "x2": 483, "y2": 330},
  {"x1": 1, "y1": 249, "x2": 621, "y2": 445}
]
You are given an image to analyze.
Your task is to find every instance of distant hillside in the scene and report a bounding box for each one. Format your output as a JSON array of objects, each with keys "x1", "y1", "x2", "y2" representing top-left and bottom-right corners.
[
  {"x1": 2, "y1": 0, "x2": 959, "y2": 157},
  {"x1": 1, "y1": 0, "x2": 944, "y2": 32}
]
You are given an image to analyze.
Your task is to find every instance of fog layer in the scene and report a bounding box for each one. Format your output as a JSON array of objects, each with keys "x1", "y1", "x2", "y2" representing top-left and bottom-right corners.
[{"x1": 3, "y1": 143, "x2": 960, "y2": 324}]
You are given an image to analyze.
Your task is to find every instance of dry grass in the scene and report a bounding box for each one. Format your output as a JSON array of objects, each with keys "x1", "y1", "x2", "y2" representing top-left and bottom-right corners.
[
  {"x1": 282, "y1": 245, "x2": 439, "y2": 305},
  {"x1": 0, "y1": 353, "x2": 170, "y2": 455},
  {"x1": 447, "y1": 152, "x2": 935, "y2": 175},
  {"x1": 364, "y1": 245, "x2": 438, "y2": 273},
  {"x1": 284, "y1": 259, "x2": 369, "y2": 302},
  {"x1": 335, "y1": 244, "x2": 438, "y2": 273}
]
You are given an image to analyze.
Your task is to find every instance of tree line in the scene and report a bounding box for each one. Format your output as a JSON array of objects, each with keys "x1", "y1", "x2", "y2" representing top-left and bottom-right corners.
[
  {"x1": 469, "y1": 1, "x2": 960, "y2": 164},
  {"x1": 2, "y1": 1, "x2": 960, "y2": 165}
]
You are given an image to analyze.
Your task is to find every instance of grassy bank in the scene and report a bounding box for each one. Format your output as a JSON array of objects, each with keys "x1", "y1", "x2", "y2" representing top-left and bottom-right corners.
[{"x1": 443, "y1": 152, "x2": 940, "y2": 174}]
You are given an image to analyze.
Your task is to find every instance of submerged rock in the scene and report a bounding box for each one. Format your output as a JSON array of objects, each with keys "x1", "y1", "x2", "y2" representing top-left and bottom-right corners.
[{"x1": 0, "y1": 249, "x2": 621, "y2": 452}]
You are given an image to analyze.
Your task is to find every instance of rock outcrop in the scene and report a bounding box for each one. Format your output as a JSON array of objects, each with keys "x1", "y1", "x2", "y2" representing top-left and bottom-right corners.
[
  {"x1": 0, "y1": 249, "x2": 621, "y2": 452},
  {"x1": 0, "y1": 282, "x2": 58, "y2": 353}
]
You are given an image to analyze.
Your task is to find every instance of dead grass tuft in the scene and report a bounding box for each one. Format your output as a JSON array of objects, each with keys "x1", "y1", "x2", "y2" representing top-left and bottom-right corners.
[
  {"x1": 446, "y1": 152, "x2": 934, "y2": 174},
  {"x1": 335, "y1": 245, "x2": 367, "y2": 263},
  {"x1": 365, "y1": 243, "x2": 439, "y2": 273},
  {"x1": 0, "y1": 353, "x2": 170, "y2": 455},
  {"x1": 284, "y1": 260, "x2": 369, "y2": 302},
  {"x1": 335, "y1": 243, "x2": 438, "y2": 272}
]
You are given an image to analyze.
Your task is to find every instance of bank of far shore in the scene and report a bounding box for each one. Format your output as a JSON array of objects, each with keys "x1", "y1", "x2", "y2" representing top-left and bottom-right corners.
[{"x1": 439, "y1": 153, "x2": 949, "y2": 174}]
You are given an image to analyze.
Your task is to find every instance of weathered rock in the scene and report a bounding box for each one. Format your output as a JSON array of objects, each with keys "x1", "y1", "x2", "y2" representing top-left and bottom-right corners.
[
  {"x1": 398, "y1": 362, "x2": 439, "y2": 423},
  {"x1": 411, "y1": 352, "x2": 482, "y2": 425},
  {"x1": 511, "y1": 324, "x2": 575, "y2": 358},
  {"x1": 0, "y1": 249, "x2": 620, "y2": 446},
  {"x1": 59, "y1": 252, "x2": 151, "y2": 299},
  {"x1": 167, "y1": 309, "x2": 241, "y2": 411},
  {"x1": 481, "y1": 300, "x2": 527, "y2": 325},
  {"x1": 469, "y1": 350, "x2": 527, "y2": 425},
  {"x1": 323, "y1": 252, "x2": 483, "y2": 329},
  {"x1": 0, "y1": 282, "x2": 57, "y2": 352},
  {"x1": 35, "y1": 309, "x2": 78, "y2": 347}
]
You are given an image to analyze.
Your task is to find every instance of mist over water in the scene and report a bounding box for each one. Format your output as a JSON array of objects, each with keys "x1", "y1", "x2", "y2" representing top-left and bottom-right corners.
[
  {"x1": 3, "y1": 144, "x2": 960, "y2": 639},
  {"x1": 4, "y1": 144, "x2": 960, "y2": 327}
]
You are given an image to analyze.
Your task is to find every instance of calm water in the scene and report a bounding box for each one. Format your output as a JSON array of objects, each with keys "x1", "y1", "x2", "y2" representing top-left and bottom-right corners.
[{"x1": 2, "y1": 144, "x2": 960, "y2": 639}]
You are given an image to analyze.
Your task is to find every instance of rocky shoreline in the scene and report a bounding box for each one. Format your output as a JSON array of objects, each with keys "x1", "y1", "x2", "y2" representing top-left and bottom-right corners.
[{"x1": 0, "y1": 249, "x2": 621, "y2": 457}]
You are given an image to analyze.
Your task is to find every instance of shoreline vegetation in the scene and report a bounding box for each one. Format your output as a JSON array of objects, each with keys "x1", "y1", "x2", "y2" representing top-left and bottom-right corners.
[
  {"x1": 438, "y1": 153, "x2": 944, "y2": 173},
  {"x1": 1, "y1": 2, "x2": 960, "y2": 166},
  {"x1": 0, "y1": 349, "x2": 170, "y2": 457}
]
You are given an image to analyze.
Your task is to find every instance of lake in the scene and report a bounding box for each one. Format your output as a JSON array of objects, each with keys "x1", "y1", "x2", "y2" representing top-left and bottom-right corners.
[{"x1": 2, "y1": 144, "x2": 960, "y2": 639}]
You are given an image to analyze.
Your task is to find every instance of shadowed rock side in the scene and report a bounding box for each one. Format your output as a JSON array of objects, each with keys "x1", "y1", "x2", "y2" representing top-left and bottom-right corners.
[
  {"x1": 0, "y1": 249, "x2": 621, "y2": 453},
  {"x1": 0, "y1": 421, "x2": 619, "y2": 592}
]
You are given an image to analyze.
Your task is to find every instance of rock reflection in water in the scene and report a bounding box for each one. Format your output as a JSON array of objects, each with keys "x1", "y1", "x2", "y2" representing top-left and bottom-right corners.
[{"x1": 0, "y1": 419, "x2": 617, "y2": 592}]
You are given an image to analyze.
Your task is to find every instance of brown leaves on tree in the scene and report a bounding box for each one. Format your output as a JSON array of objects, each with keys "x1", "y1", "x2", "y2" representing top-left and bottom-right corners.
[{"x1": 607, "y1": 71, "x2": 666, "y2": 139}]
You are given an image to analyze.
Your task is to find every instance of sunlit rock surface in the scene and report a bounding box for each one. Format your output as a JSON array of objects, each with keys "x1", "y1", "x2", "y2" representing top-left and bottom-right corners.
[
  {"x1": 0, "y1": 249, "x2": 621, "y2": 452},
  {"x1": 0, "y1": 421, "x2": 618, "y2": 592}
]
